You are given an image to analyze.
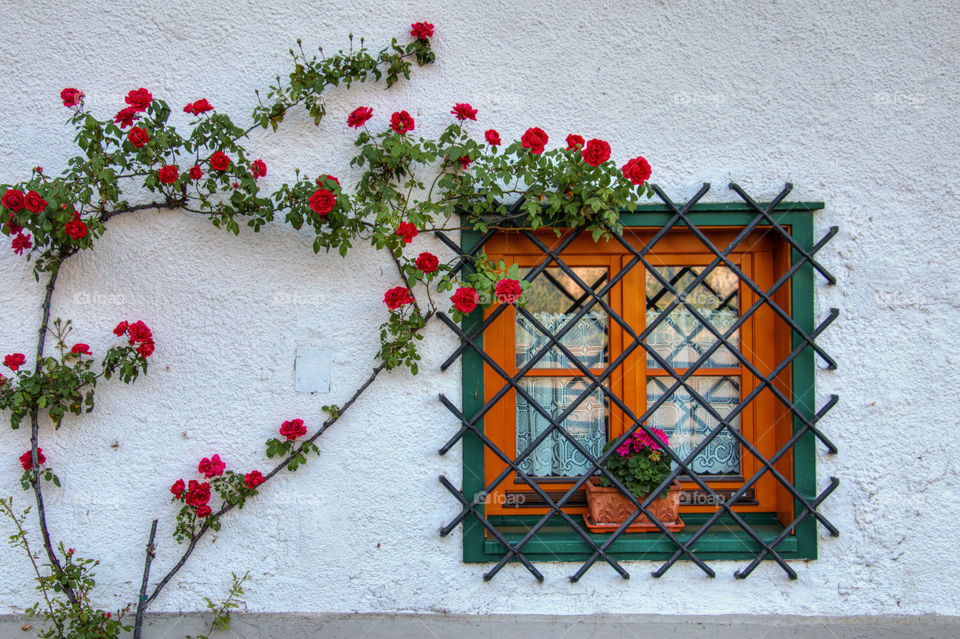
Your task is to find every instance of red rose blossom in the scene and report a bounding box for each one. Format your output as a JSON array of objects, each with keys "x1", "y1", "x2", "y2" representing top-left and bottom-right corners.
[
  {"x1": 2, "y1": 189, "x2": 25, "y2": 212},
  {"x1": 244, "y1": 470, "x2": 265, "y2": 490},
  {"x1": 71, "y1": 343, "x2": 91, "y2": 356},
  {"x1": 279, "y1": 418, "x2": 307, "y2": 441},
  {"x1": 251, "y1": 159, "x2": 267, "y2": 179},
  {"x1": 20, "y1": 448, "x2": 45, "y2": 471},
  {"x1": 396, "y1": 221, "x2": 418, "y2": 244},
  {"x1": 317, "y1": 174, "x2": 340, "y2": 188},
  {"x1": 6, "y1": 213, "x2": 22, "y2": 234},
  {"x1": 127, "y1": 320, "x2": 152, "y2": 343},
  {"x1": 308, "y1": 188, "x2": 336, "y2": 217},
  {"x1": 5, "y1": 353, "x2": 26, "y2": 371},
  {"x1": 484, "y1": 129, "x2": 501, "y2": 146},
  {"x1": 60, "y1": 88, "x2": 83, "y2": 107},
  {"x1": 170, "y1": 479, "x2": 185, "y2": 499},
  {"x1": 495, "y1": 278, "x2": 523, "y2": 304},
  {"x1": 113, "y1": 321, "x2": 128, "y2": 337},
  {"x1": 566, "y1": 134, "x2": 585, "y2": 150},
  {"x1": 390, "y1": 110, "x2": 415, "y2": 135},
  {"x1": 521, "y1": 127, "x2": 549, "y2": 155},
  {"x1": 451, "y1": 287, "x2": 479, "y2": 314},
  {"x1": 189, "y1": 165, "x2": 203, "y2": 181},
  {"x1": 457, "y1": 155, "x2": 473, "y2": 170},
  {"x1": 581, "y1": 138, "x2": 611, "y2": 166},
  {"x1": 209, "y1": 151, "x2": 231, "y2": 171},
  {"x1": 136, "y1": 339, "x2": 155, "y2": 358},
  {"x1": 384, "y1": 286, "x2": 414, "y2": 310},
  {"x1": 113, "y1": 107, "x2": 140, "y2": 128},
  {"x1": 415, "y1": 252, "x2": 439, "y2": 273},
  {"x1": 410, "y1": 21, "x2": 434, "y2": 39},
  {"x1": 24, "y1": 191, "x2": 47, "y2": 214},
  {"x1": 184, "y1": 99, "x2": 213, "y2": 115},
  {"x1": 125, "y1": 88, "x2": 153, "y2": 111},
  {"x1": 198, "y1": 454, "x2": 226, "y2": 478},
  {"x1": 621, "y1": 156, "x2": 652, "y2": 186},
  {"x1": 158, "y1": 165, "x2": 179, "y2": 184},
  {"x1": 347, "y1": 106, "x2": 373, "y2": 128},
  {"x1": 195, "y1": 505, "x2": 212, "y2": 518},
  {"x1": 127, "y1": 126, "x2": 150, "y2": 148},
  {"x1": 185, "y1": 480, "x2": 211, "y2": 507},
  {"x1": 451, "y1": 103, "x2": 478, "y2": 121},
  {"x1": 64, "y1": 213, "x2": 88, "y2": 241},
  {"x1": 11, "y1": 233, "x2": 32, "y2": 255}
]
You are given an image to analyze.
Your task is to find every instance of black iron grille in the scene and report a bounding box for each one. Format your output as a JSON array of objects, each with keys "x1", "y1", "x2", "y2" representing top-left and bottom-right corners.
[{"x1": 434, "y1": 182, "x2": 839, "y2": 581}]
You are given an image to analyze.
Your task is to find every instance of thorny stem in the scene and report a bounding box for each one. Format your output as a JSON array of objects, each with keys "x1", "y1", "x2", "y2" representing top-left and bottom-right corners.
[{"x1": 132, "y1": 519, "x2": 158, "y2": 639}]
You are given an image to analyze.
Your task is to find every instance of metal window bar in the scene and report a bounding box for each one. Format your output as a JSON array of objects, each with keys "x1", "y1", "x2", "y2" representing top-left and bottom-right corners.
[{"x1": 435, "y1": 182, "x2": 838, "y2": 580}]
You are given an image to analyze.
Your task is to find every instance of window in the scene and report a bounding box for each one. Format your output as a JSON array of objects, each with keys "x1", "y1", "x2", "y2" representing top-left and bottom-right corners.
[{"x1": 440, "y1": 194, "x2": 838, "y2": 580}]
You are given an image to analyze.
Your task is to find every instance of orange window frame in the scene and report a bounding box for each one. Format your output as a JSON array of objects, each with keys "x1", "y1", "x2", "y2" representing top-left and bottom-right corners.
[{"x1": 480, "y1": 227, "x2": 793, "y2": 521}]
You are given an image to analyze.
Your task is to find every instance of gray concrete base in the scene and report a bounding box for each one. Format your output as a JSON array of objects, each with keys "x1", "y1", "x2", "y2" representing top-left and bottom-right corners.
[{"x1": 2, "y1": 613, "x2": 959, "y2": 638}]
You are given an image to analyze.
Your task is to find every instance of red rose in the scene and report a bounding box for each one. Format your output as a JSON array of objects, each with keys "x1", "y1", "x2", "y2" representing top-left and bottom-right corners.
[
  {"x1": 198, "y1": 454, "x2": 226, "y2": 478},
  {"x1": 11, "y1": 233, "x2": 32, "y2": 255},
  {"x1": 185, "y1": 480, "x2": 211, "y2": 507},
  {"x1": 20, "y1": 448, "x2": 45, "y2": 471},
  {"x1": 279, "y1": 418, "x2": 307, "y2": 441},
  {"x1": 195, "y1": 505, "x2": 212, "y2": 518},
  {"x1": 71, "y1": 343, "x2": 91, "y2": 356},
  {"x1": 415, "y1": 252, "x2": 439, "y2": 273},
  {"x1": 244, "y1": 470, "x2": 265, "y2": 490},
  {"x1": 581, "y1": 138, "x2": 611, "y2": 167},
  {"x1": 170, "y1": 479, "x2": 185, "y2": 499},
  {"x1": 566, "y1": 134, "x2": 585, "y2": 150},
  {"x1": 125, "y1": 88, "x2": 153, "y2": 111},
  {"x1": 127, "y1": 126, "x2": 150, "y2": 148},
  {"x1": 410, "y1": 21, "x2": 435, "y2": 39},
  {"x1": 64, "y1": 214, "x2": 88, "y2": 241},
  {"x1": 451, "y1": 287, "x2": 479, "y2": 314},
  {"x1": 396, "y1": 221, "x2": 418, "y2": 244},
  {"x1": 457, "y1": 155, "x2": 473, "y2": 170},
  {"x1": 209, "y1": 151, "x2": 231, "y2": 171},
  {"x1": 24, "y1": 191, "x2": 47, "y2": 214},
  {"x1": 521, "y1": 127, "x2": 549, "y2": 155},
  {"x1": 184, "y1": 99, "x2": 213, "y2": 115},
  {"x1": 2, "y1": 189, "x2": 24, "y2": 212},
  {"x1": 317, "y1": 174, "x2": 340, "y2": 188},
  {"x1": 451, "y1": 103, "x2": 478, "y2": 121},
  {"x1": 495, "y1": 278, "x2": 523, "y2": 304},
  {"x1": 347, "y1": 106, "x2": 373, "y2": 128},
  {"x1": 157, "y1": 165, "x2": 179, "y2": 184},
  {"x1": 33, "y1": 167, "x2": 42, "y2": 174},
  {"x1": 136, "y1": 339, "x2": 155, "y2": 358},
  {"x1": 621, "y1": 156, "x2": 652, "y2": 186},
  {"x1": 189, "y1": 165, "x2": 203, "y2": 181},
  {"x1": 0, "y1": 374, "x2": 6, "y2": 386},
  {"x1": 113, "y1": 321, "x2": 128, "y2": 337},
  {"x1": 484, "y1": 129, "x2": 501, "y2": 146},
  {"x1": 113, "y1": 107, "x2": 139, "y2": 128},
  {"x1": 60, "y1": 88, "x2": 83, "y2": 107},
  {"x1": 6, "y1": 213, "x2": 22, "y2": 234},
  {"x1": 390, "y1": 110, "x2": 415, "y2": 135},
  {"x1": 384, "y1": 286, "x2": 414, "y2": 310},
  {"x1": 4, "y1": 353, "x2": 26, "y2": 371},
  {"x1": 231, "y1": 182, "x2": 239, "y2": 190},
  {"x1": 308, "y1": 188, "x2": 336, "y2": 217},
  {"x1": 127, "y1": 320, "x2": 152, "y2": 343},
  {"x1": 251, "y1": 159, "x2": 267, "y2": 179}
]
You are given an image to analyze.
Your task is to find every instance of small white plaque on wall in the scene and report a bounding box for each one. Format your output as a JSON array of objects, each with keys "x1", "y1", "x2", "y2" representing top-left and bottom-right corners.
[{"x1": 295, "y1": 348, "x2": 331, "y2": 393}]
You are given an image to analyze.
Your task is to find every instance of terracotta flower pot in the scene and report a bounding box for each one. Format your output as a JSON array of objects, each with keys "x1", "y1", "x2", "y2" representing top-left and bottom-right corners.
[{"x1": 584, "y1": 477, "x2": 683, "y2": 531}]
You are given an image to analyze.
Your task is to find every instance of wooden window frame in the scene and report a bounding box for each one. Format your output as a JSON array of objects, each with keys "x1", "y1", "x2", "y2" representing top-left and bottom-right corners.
[{"x1": 459, "y1": 202, "x2": 824, "y2": 563}]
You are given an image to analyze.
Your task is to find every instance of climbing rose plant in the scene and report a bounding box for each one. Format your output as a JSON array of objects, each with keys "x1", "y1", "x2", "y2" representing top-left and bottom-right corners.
[{"x1": 0, "y1": 18, "x2": 653, "y2": 639}]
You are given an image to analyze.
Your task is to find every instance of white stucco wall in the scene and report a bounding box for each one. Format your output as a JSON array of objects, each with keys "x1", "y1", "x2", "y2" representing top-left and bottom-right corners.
[{"x1": 0, "y1": 0, "x2": 958, "y2": 619}]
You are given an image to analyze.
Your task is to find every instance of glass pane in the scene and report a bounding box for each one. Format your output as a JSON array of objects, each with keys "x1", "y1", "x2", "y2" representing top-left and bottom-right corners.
[
  {"x1": 645, "y1": 265, "x2": 740, "y2": 368},
  {"x1": 646, "y1": 376, "x2": 741, "y2": 475},
  {"x1": 516, "y1": 266, "x2": 608, "y2": 369},
  {"x1": 516, "y1": 377, "x2": 608, "y2": 477}
]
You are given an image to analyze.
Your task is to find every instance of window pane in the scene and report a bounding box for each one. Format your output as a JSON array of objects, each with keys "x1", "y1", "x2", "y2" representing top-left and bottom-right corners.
[
  {"x1": 646, "y1": 376, "x2": 741, "y2": 475},
  {"x1": 516, "y1": 377, "x2": 608, "y2": 477},
  {"x1": 645, "y1": 265, "x2": 740, "y2": 368},
  {"x1": 516, "y1": 266, "x2": 608, "y2": 369}
]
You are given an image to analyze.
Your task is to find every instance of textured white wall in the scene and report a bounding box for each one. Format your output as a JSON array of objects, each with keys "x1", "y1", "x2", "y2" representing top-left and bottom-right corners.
[{"x1": 0, "y1": 0, "x2": 958, "y2": 618}]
